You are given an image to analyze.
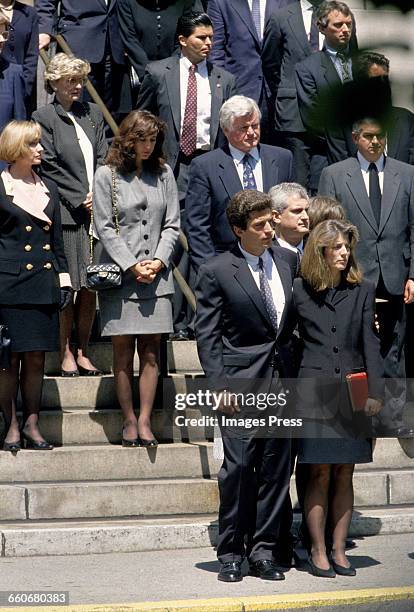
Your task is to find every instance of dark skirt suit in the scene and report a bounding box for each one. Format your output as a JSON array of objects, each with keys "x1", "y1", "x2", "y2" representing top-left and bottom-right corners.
[
  {"x1": 292, "y1": 277, "x2": 384, "y2": 464},
  {"x1": 0, "y1": 177, "x2": 69, "y2": 352},
  {"x1": 32, "y1": 100, "x2": 108, "y2": 291}
]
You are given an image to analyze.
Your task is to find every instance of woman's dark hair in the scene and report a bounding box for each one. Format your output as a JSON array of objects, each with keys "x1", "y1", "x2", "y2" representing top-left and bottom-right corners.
[
  {"x1": 105, "y1": 110, "x2": 165, "y2": 174},
  {"x1": 176, "y1": 12, "x2": 212, "y2": 39}
]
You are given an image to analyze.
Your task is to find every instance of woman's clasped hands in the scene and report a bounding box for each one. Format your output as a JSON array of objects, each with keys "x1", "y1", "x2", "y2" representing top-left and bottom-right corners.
[{"x1": 130, "y1": 259, "x2": 164, "y2": 284}]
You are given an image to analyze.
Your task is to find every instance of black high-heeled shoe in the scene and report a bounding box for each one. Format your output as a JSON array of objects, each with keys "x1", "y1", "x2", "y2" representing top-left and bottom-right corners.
[
  {"x1": 3, "y1": 439, "x2": 21, "y2": 453},
  {"x1": 22, "y1": 431, "x2": 53, "y2": 450},
  {"x1": 331, "y1": 559, "x2": 356, "y2": 576},
  {"x1": 308, "y1": 556, "x2": 336, "y2": 578},
  {"x1": 138, "y1": 437, "x2": 158, "y2": 448}
]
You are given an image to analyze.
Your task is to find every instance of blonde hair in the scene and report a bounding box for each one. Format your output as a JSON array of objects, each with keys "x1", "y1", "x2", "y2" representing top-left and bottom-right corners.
[
  {"x1": 0, "y1": 120, "x2": 42, "y2": 163},
  {"x1": 300, "y1": 219, "x2": 362, "y2": 291},
  {"x1": 44, "y1": 53, "x2": 90, "y2": 94}
]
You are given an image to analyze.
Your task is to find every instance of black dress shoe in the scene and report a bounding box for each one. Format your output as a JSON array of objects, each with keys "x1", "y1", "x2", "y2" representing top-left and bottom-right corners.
[
  {"x1": 122, "y1": 438, "x2": 140, "y2": 447},
  {"x1": 3, "y1": 439, "x2": 21, "y2": 453},
  {"x1": 249, "y1": 560, "x2": 285, "y2": 581},
  {"x1": 274, "y1": 550, "x2": 293, "y2": 571},
  {"x1": 218, "y1": 561, "x2": 242, "y2": 582},
  {"x1": 331, "y1": 560, "x2": 356, "y2": 576},
  {"x1": 61, "y1": 369, "x2": 79, "y2": 377},
  {"x1": 22, "y1": 432, "x2": 53, "y2": 450},
  {"x1": 396, "y1": 426, "x2": 414, "y2": 439},
  {"x1": 77, "y1": 365, "x2": 103, "y2": 377},
  {"x1": 307, "y1": 556, "x2": 336, "y2": 578},
  {"x1": 138, "y1": 437, "x2": 158, "y2": 447}
]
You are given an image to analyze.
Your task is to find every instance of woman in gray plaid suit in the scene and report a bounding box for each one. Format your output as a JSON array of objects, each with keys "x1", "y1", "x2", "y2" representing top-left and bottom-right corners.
[{"x1": 93, "y1": 110, "x2": 180, "y2": 447}]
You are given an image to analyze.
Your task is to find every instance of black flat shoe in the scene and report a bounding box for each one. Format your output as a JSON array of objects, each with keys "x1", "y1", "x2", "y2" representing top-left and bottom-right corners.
[
  {"x1": 61, "y1": 369, "x2": 79, "y2": 377},
  {"x1": 331, "y1": 560, "x2": 356, "y2": 576},
  {"x1": 249, "y1": 559, "x2": 285, "y2": 581},
  {"x1": 122, "y1": 438, "x2": 140, "y2": 447},
  {"x1": 22, "y1": 432, "x2": 53, "y2": 450},
  {"x1": 218, "y1": 561, "x2": 242, "y2": 582},
  {"x1": 138, "y1": 437, "x2": 158, "y2": 447},
  {"x1": 3, "y1": 440, "x2": 21, "y2": 453},
  {"x1": 77, "y1": 365, "x2": 103, "y2": 376},
  {"x1": 308, "y1": 556, "x2": 336, "y2": 578}
]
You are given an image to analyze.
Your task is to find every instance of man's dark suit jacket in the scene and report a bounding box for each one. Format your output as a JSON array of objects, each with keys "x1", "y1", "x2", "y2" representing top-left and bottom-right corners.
[
  {"x1": 318, "y1": 156, "x2": 414, "y2": 296},
  {"x1": 263, "y1": 2, "x2": 358, "y2": 133},
  {"x1": 3, "y1": 1, "x2": 38, "y2": 98},
  {"x1": 35, "y1": 0, "x2": 124, "y2": 64},
  {"x1": 208, "y1": 0, "x2": 293, "y2": 103},
  {"x1": 195, "y1": 244, "x2": 297, "y2": 391},
  {"x1": 117, "y1": 0, "x2": 203, "y2": 82},
  {"x1": 185, "y1": 143, "x2": 293, "y2": 270},
  {"x1": 388, "y1": 107, "x2": 414, "y2": 165},
  {"x1": 295, "y1": 49, "x2": 357, "y2": 164},
  {"x1": 137, "y1": 56, "x2": 237, "y2": 172},
  {"x1": 0, "y1": 177, "x2": 68, "y2": 306},
  {"x1": 32, "y1": 100, "x2": 108, "y2": 226}
]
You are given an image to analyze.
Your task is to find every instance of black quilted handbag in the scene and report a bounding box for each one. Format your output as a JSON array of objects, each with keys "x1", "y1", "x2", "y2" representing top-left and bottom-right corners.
[
  {"x1": 0, "y1": 324, "x2": 11, "y2": 370},
  {"x1": 86, "y1": 168, "x2": 122, "y2": 291}
]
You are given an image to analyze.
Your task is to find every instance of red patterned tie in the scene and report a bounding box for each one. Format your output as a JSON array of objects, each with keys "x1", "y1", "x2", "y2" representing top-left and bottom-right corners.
[{"x1": 180, "y1": 64, "x2": 197, "y2": 156}]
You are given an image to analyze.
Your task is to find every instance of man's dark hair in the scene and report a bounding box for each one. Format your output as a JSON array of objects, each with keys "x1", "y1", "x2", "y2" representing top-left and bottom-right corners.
[
  {"x1": 227, "y1": 190, "x2": 272, "y2": 231},
  {"x1": 316, "y1": 1, "x2": 352, "y2": 28},
  {"x1": 176, "y1": 12, "x2": 213, "y2": 40},
  {"x1": 353, "y1": 51, "x2": 390, "y2": 80}
]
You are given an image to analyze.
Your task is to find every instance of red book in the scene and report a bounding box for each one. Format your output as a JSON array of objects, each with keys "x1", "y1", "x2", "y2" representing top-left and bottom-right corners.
[{"x1": 345, "y1": 372, "x2": 368, "y2": 412}]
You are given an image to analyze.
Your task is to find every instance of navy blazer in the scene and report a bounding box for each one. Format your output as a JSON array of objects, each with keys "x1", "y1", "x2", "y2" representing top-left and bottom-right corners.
[
  {"x1": 195, "y1": 244, "x2": 298, "y2": 391},
  {"x1": 2, "y1": 2, "x2": 39, "y2": 98},
  {"x1": 35, "y1": 0, "x2": 124, "y2": 64},
  {"x1": 0, "y1": 176, "x2": 68, "y2": 305},
  {"x1": 185, "y1": 143, "x2": 293, "y2": 271},
  {"x1": 208, "y1": 0, "x2": 293, "y2": 102},
  {"x1": 0, "y1": 57, "x2": 26, "y2": 132},
  {"x1": 293, "y1": 277, "x2": 384, "y2": 419}
]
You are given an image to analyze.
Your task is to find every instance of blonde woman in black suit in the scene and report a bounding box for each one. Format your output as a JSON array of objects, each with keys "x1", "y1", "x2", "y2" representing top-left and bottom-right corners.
[
  {"x1": 293, "y1": 219, "x2": 383, "y2": 577},
  {"x1": 0, "y1": 120, "x2": 71, "y2": 451}
]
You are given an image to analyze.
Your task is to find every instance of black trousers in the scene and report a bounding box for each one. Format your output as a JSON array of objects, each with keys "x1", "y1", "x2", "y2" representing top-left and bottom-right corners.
[
  {"x1": 275, "y1": 131, "x2": 327, "y2": 194},
  {"x1": 216, "y1": 426, "x2": 292, "y2": 564}
]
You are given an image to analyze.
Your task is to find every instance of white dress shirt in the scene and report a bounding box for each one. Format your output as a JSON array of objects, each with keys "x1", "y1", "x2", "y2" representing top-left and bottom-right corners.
[
  {"x1": 300, "y1": 0, "x2": 323, "y2": 51},
  {"x1": 66, "y1": 111, "x2": 94, "y2": 191},
  {"x1": 180, "y1": 55, "x2": 211, "y2": 150},
  {"x1": 239, "y1": 244, "x2": 286, "y2": 324},
  {"x1": 358, "y1": 152, "x2": 385, "y2": 196},
  {"x1": 247, "y1": 0, "x2": 267, "y2": 39},
  {"x1": 229, "y1": 144, "x2": 264, "y2": 192},
  {"x1": 277, "y1": 237, "x2": 304, "y2": 258}
]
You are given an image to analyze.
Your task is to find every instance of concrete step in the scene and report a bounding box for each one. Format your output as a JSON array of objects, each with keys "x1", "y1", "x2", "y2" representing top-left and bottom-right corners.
[
  {"x1": 0, "y1": 443, "x2": 221, "y2": 483},
  {"x1": 1, "y1": 467, "x2": 414, "y2": 522},
  {"x1": 44, "y1": 340, "x2": 202, "y2": 375},
  {"x1": 1, "y1": 506, "x2": 414, "y2": 558}
]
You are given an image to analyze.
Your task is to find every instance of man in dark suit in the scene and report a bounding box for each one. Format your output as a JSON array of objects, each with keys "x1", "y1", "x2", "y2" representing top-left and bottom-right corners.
[
  {"x1": 195, "y1": 189, "x2": 297, "y2": 582},
  {"x1": 35, "y1": 0, "x2": 127, "y2": 115},
  {"x1": 318, "y1": 117, "x2": 414, "y2": 437},
  {"x1": 137, "y1": 11, "x2": 237, "y2": 194},
  {"x1": 186, "y1": 95, "x2": 293, "y2": 272},
  {"x1": 269, "y1": 182, "x2": 309, "y2": 254},
  {"x1": 207, "y1": 0, "x2": 294, "y2": 141},
  {"x1": 294, "y1": 1, "x2": 358, "y2": 188}
]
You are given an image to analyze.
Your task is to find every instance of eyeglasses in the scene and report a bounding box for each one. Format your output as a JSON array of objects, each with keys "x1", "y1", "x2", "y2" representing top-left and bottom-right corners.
[{"x1": 0, "y1": 29, "x2": 10, "y2": 42}]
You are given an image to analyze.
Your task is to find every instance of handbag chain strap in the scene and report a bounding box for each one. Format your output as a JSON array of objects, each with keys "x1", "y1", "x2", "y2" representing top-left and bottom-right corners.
[{"x1": 89, "y1": 167, "x2": 120, "y2": 264}]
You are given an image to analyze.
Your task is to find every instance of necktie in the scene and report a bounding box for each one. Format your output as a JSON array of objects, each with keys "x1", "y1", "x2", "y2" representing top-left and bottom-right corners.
[
  {"x1": 251, "y1": 0, "x2": 261, "y2": 40},
  {"x1": 258, "y1": 256, "x2": 278, "y2": 332},
  {"x1": 242, "y1": 154, "x2": 257, "y2": 190},
  {"x1": 180, "y1": 64, "x2": 197, "y2": 156},
  {"x1": 336, "y1": 51, "x2": 352, "y2": 83},
  {"x1": 368, "y1": 162, "x2": 381, "y2": 226},
  {"x1": 309, "y1": 6, "x2": 319, "y2": 52}
]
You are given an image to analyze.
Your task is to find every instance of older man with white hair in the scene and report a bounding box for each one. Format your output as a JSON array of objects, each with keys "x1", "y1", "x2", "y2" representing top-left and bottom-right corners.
[{"x1": 185, "y1": 94, "x2": 294, "y2": 272}]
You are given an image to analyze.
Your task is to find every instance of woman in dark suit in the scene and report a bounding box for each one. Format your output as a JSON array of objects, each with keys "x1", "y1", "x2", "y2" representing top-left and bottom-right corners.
[
  {"x1": 32, "y1": 53, "x2": 108, "y2": 377},
  {"x1": 117, "y1": 0, "x2": 203, "y2": 84},
  {"x1": 293, "y1": 219, "x2": 383, "y2": 577},
  {"x1": 0, "y1": 120, "x2": 72, "y2": 451},
  {"x1": 0, "y1": 0, "x2": 39, "y2": 107}
]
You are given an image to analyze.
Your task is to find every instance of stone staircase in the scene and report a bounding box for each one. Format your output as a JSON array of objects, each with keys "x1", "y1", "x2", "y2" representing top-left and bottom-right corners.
[{"x1": 0, "y1": 340, "x2": 414, "y2": 558}]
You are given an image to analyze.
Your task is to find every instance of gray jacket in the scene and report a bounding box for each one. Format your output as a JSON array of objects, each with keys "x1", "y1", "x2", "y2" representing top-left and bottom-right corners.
[{"x1": 93, "y1": 163, "x2": 180, "y2": 299}]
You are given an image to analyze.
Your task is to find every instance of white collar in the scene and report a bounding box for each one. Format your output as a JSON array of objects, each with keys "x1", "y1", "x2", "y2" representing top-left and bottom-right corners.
[
  {"x1": 229, "y1": 144, "x2": 260, "y2": 164},
  {"x1": 357, "y1": 152, "x2": 385, "y2": 173},
  {"x1": 180, "y1": 55, "x2": 207, "y2": 76},
  {"x1": 238, "y1": 243, "x2": 272, "y2": 268},
  {"x1": 277, "y1": 237, "x2": 304, "y2": 253}
]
